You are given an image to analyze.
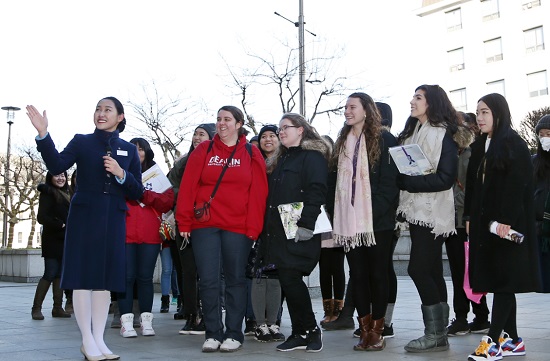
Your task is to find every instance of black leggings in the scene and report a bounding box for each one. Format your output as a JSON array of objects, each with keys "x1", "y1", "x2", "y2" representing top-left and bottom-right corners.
[
  {"x1": 319, "y1": 247, "x2": 346, "y2": 299},
  {"x1": 278, "y1": 268, "x2": 317, "y2": 334},
  {"x1": 174, "y1": 231, "x2": 199, "y2": 314},
  {"x1": 408, "y1": 223, "x2": 447, "y2": 306},
  {"x1": 388, "y1": 231, "x2": 399, "y2": 303},
  {"x1": 346, "y1": 230, "x2": 393, "y2": 319},
  {"x1": 489, "y1": 293, "x2": 517, "y2": 342}
]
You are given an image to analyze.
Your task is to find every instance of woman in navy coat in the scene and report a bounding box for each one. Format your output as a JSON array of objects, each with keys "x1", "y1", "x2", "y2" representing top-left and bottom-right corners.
[{"x1": 27, "y1": 97, "x2": 143, "y2": 361}]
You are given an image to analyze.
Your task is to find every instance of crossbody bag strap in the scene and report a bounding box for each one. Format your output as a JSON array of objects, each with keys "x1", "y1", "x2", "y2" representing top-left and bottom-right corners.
[{"x1": 208, "y1": 140, "x2": 239, "y2": 202}]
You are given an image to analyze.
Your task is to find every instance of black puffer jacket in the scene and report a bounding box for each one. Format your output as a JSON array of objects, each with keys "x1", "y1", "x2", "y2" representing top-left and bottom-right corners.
[
  {"x1": 260, "y1": 139, "x2": 328, "y2": 275},
  {"x1": 37, "y1": 183, "x2": 70, "y2": 260}
]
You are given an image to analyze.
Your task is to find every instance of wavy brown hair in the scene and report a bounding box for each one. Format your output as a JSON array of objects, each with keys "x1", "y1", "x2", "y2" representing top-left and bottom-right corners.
[{"x1": 329, "y1": 92, "x2": 382, "y2": 169}]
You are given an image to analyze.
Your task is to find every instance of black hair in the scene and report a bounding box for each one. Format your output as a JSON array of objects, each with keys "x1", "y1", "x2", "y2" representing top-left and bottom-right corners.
[
  {"x1": 102, "y1": 96, "x2": 126, "y2": 133},
  {"x1": 218, "y1": 105, "x2": 246, "y2": 136},
  {"x1": 45, "y1": 171, "x2": 71, "y2": 204},
  {"x1": 130, "y1": 137, "x2": 156, "y2": 172}
]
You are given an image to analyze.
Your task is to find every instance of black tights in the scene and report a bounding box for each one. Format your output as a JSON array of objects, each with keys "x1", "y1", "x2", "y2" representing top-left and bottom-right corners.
[
  {"x1": 319, "y1": 247, "x2": 345, "y2": 299},
  {"x1": 489, "y1": 293, "x2": 517, "y2": 342},
  {"x1": 346, "y1": 230, "x2": 393, "y2": 319},
  {"x1": 408, "y1": 223, "x2": 447, "y2": 306}
]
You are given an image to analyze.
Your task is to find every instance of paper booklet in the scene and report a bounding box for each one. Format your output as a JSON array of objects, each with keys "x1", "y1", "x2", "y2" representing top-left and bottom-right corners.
[
  {"x1": 141, "y1": 164, "x2": 172, "y2": 193},
  {"x1": 277, "y1": 202, "x2": 332, "y2": 240},
  {"x1": 388, "y1": 144, "x2": 435, "y2": 176}
]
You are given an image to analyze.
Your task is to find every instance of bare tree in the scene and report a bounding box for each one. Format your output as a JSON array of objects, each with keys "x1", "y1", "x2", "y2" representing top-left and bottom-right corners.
[
  {"x1": 126, "y1": 80, "x2": 206, "y2": 170},
  {"x1": 221, "y1": 40, "x2": 355, "y2": 127},
  {"x1": 518, "y1": 106, "x2": 550, "y2": 153},
  {"x1": 0, "y1": 146, "x2": 46, "y2": 248}
]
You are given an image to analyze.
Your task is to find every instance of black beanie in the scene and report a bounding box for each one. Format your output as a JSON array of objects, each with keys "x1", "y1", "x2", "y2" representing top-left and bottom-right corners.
[
  {"x1": 196, "y1": 123, "x2": 216, "y2": 139},
  {"x1": 258, "y1": 124, "x2": 279, "y2": 140},
  {"x1": 536, "y1": 115, "x2": 550, "y2": 134}
]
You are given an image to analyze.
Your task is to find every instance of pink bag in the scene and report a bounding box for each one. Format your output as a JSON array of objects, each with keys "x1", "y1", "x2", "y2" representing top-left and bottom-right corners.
[{"x1": 463, "y1": 240, "x2": 486, "y2": 304}]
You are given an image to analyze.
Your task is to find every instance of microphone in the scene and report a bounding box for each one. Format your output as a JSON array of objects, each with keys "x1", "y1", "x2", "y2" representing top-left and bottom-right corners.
[
  {"x1": 104, "y1": 146, "x2": 112, "y2": 194},
  {"x1": 105, "y1": 146, "x2": 112, "y2": 178}
]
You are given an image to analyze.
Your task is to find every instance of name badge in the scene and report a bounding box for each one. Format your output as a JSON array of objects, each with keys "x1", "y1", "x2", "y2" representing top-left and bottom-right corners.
[{"x1": 117, "y1": 149, "x2": 128, "y2": 156}]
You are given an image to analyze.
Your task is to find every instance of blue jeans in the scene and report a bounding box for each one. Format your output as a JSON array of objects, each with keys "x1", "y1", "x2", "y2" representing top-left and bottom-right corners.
[
  {"x1": 43, "y1": 257, "x2": 63, "y2": 281},
  {"x1": 192, "y1": 228, "x2": 252, "y2": 343},
  {"x1": 160, "y1": 246, "x2": 177, "y2": 296},
  {"x1": 117, "y1": 243, "x2": 160, "y2": 314}
]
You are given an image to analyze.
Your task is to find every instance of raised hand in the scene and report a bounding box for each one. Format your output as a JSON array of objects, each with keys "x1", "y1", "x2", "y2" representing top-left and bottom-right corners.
[{"x1": 26, "y1": 105, "x2": 49, "y2": 137}]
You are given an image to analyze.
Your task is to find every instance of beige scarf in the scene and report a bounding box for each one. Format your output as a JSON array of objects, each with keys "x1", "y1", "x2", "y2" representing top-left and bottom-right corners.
[
  {"x1": 333, "y1": 132, "x2": 375, "y2": 251},
  {"x1": 397, "y1": 122, "x2": 456, "y2": 238}
]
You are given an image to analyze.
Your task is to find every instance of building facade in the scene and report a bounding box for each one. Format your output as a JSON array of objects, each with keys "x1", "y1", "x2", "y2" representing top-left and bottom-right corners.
[{"x1": 416, "y1": 0, "x2": 549, "y2": 122}]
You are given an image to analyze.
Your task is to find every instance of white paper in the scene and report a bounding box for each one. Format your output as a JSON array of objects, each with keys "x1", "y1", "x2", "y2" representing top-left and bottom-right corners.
[
  {"x1": 388, "y1": 144, "x2": 435, "y2": 176},
  {"x1": 141, "y1": 164, "x2": 172, "y2": 193},
  {"x1": 277, "y1": 203, "x2": 332, "y2": 239}
]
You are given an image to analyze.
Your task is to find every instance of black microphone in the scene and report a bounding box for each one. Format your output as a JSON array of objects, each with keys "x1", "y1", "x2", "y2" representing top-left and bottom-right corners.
[
  {"x1": 105, "y1": 146, "x2": 112, "y2": 178},
  {"x1": 104, "y1": 146, "x2": 112, "y2": 194}
]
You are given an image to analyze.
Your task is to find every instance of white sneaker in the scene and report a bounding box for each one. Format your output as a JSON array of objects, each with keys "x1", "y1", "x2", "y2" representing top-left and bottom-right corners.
[
  {"x1": 120, "y1": 313, "x2": 137, "y2": 338},
  {"x1": 202, "y1": 338, "x2": 221, "y2": 352},
  {"x1": 220, "y1": 338, "x2": 242, "y2": 352},
  {"x1": 140, "y1": 312, "x2": 155, "y2": 336}
]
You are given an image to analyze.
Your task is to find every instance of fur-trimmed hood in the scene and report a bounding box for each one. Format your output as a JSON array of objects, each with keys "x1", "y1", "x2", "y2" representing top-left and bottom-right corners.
[
  {"x1": 453, "y1": 124, "x2": 474, "y2": 150},
  {"x1": 266, "y1": 138, "x2": 330, "y2": 174}
]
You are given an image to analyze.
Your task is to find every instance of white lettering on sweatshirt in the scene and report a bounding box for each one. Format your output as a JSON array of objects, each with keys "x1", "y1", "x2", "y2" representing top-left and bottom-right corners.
[{"x1": 208, "y1": 155, "x2": 241, "y2": 167}]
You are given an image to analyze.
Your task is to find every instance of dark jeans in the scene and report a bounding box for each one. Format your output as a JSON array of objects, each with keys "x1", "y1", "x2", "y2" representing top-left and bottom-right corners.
[
  {"x1": 408, "y1": 223, "x2": 447, "y2": 306},
  {"x1": 192, "y1": 227, "x2": 251, "y2": 343},
  {"x1": 346, "y1": 230, "x2": 393, "y2": 319},
  {"x1": 43, "y1": 257, "x2": 63, "y2": 281},
  {"x1": 445, "y1": 228, "x2": 490, "y2": 321},
  {"x1": 278, "y1": 267, "x2": 317, "y2": 334},
  {"x1": 319, "y1": 247, "x2": 345, "y2": 299},
  {"x1": 117, "y1": 243, "x2": 160, "y2": 314}
]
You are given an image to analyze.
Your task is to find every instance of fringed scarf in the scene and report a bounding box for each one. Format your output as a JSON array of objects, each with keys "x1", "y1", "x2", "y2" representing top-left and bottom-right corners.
[
  {"x1": 333, "y1": 132, "x2": 375, "y2": 251},
  {"x1": 397, "y1": 122, "x2": 456, "y2": 238},
  {"x1": 542, "y1": 192, "x2": 550, "y2": 252}
]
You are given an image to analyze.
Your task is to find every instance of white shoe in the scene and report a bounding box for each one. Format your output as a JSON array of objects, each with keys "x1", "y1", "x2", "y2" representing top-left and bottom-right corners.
[
  {"x1": 140, "y1": 312, "x2": 155, "y2": 336},
  {"x1": 202, "y1": 338, "x2": 221, "y2": 352},
  {"x1": 120, "y1": 313, "x2": 137, "y2": 338},
  {"x1": 220, "y1": 338, "x2": 242, "y2": 352}
]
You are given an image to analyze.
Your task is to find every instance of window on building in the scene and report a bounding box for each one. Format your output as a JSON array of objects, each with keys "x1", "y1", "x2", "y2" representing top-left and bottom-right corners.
[
  {"x1": 448, "y1": 48, "x2": 465, "y2": 72},
  {"x1": 484, "y1": 38, "x2": 503, "y2": 63},
  {"x1": 445, "y1": 8, "x2": 462, "y2": 32},
  {"x1": 524, "y1": 26, "x2": 545, "y2": 53},
  {"x1": 481, "y1": 0, "x2": 500, "y2": 21},
  {"x1": 18, "y1": 232, "x2": 23, "y2": 244},
  {"x1": 527, "y1": 71, "x2": 548, "y2": 97},
  {"x1": 487, "y1": 79, "x2": 506, "y2": 96},
  {"x1": 522, "y1": 0, "x2": 541, "y2": 10},
  {"x1": 450, "y1": 88, "x2": 467, "y2": 111}
]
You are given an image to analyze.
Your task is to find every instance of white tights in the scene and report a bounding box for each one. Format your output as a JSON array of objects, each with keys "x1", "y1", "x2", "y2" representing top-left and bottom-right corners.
[{"x1": 73, "y1": 289, "x2": 112, "y2": 357}]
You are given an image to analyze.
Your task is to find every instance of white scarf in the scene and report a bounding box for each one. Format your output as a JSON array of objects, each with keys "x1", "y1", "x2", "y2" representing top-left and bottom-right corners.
[
  {"x1": 397, "y1": 122, "x2": 456, "y2": 238},
  {"x1": 333, "y1": 133, "x2": 376, "y2": 251}
]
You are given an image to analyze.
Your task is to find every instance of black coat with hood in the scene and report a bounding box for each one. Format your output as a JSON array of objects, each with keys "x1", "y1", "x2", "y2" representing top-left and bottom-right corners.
[{"x1": 260, "y1": 139, "x2": 329, "y2": 275}]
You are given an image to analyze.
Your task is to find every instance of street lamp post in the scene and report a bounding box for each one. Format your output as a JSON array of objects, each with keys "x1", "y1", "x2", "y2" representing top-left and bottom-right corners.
[{"x1": 2, "y1": 106, "x2": 20, "y2": 248}]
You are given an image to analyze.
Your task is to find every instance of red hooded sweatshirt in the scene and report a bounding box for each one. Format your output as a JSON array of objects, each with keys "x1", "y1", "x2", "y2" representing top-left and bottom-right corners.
[{"x1": 176, "y1": 134, "x2": 268, "y2": 239}]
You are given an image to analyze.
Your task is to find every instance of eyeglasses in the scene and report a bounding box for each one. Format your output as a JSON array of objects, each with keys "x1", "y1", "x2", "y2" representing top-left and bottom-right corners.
[{"x1": 277, "y1": 125, "x2": 298, "y2": 134}]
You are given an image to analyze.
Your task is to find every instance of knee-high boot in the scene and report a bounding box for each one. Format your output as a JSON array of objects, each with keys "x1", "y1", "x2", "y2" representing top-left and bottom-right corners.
[
  {"x1": 32, "y1": 278, "x2": 51, "y2": 320},
  {"x1": 52, "y1": 278, "x2": 71, "y2": 318},
  {"x1": 404, "y1": 303, "x2": 449, "y2": 353},
  {"x1": 353, "y1": 314, "x2": 371, "y2": 351}
]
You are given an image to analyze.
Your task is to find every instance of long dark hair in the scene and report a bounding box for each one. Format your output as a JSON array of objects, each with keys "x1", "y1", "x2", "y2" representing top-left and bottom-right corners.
[
  {"x1": 130, "y1": 137, "x2": 156, "y2": 172},
  {"x1": 330, "y1": 92, "x2": 382, "y2": 170},
  {"x1": 398, "y1": 85, "x2": 459, "y2": 144},
  {"x1": 45, "y1": 171, "x2": 71, "y2": 205},
  {"x1": 478, "y1": 93, "x2": 517, "y2": 171}
]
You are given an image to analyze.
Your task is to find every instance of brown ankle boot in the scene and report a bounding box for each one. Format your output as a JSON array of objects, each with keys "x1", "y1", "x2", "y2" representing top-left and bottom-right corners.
[
  {"x1": 331, "y1": 299, "x2": 343, "y2": 323},
  {"x1": 366, "y1": 317, "x2": 386, "y2": 351},
  {"x1": 320, "y1": 299, "x2": 334, "y2": 325},
  {"x1": 353, "y1": 314, "x2": 371, "y2": 351}
]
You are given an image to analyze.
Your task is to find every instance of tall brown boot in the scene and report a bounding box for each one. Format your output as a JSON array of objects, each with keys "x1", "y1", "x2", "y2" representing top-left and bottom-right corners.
[
  {"x1": 366, "y1": 317, "x2": 386, "y2": 351},
  {"x1": 331, "y1": 299, "x2": 344, "y2": 323},
  {"x1": 32, "y1": 278, "x2": 51, "y2": 320},
  {"x1": 51, "y1": 278, "x2": 71, "y2": 318},
  {"x1": 353, "y1": 314, "x2": 371, "y2": 351},
  {"x1": 320, "y1": 299, "x2": 334, "y2": 325}
]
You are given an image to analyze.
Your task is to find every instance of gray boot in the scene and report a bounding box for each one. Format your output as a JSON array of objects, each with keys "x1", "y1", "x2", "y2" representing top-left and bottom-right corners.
[
  {"x1": 404, "y1": 303, "x2": 449, "y2": 353},
  {"x1": 440, "y1": 302, "x2": 450, "y2": 336},
  {"x1": 32, "y1": 279, "x2": 51, "y2": 320}
]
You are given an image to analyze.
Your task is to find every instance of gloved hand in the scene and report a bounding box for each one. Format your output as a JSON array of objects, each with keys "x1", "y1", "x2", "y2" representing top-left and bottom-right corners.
[{"x1": 294, "y1": 227, "x2": 314, "y2": 242}]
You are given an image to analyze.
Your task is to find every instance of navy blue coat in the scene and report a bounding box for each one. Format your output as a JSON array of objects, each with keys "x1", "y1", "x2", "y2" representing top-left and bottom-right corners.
[{"x1": 36, "y1": 129, "x2": 143, "y2": 292}]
